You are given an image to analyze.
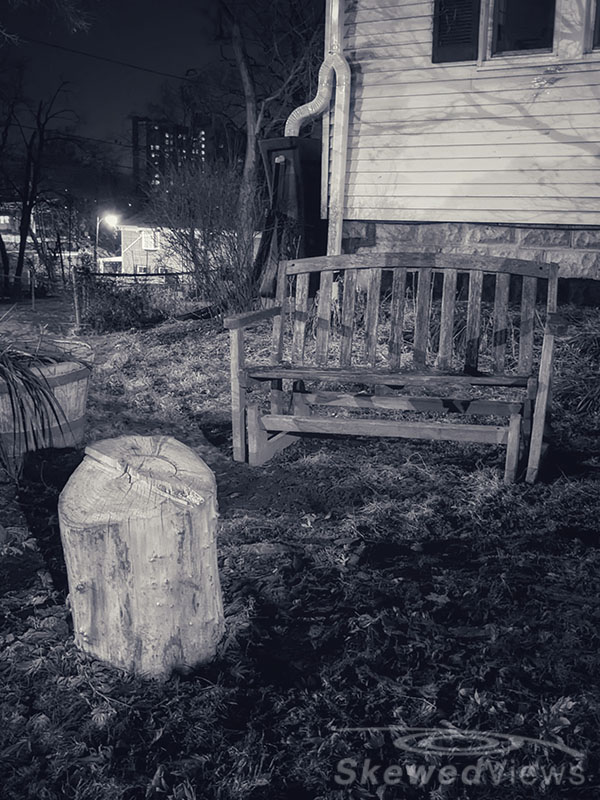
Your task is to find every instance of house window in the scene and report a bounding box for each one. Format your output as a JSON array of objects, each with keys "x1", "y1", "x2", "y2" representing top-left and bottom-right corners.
[
  {"x1": 0, "y1": 215, "x2": 10, "y2": 225},
  {"x1": 432, "y1": 0, "x2": 481, "y2": 62},
  {"x1": 492, "y1": 0, "x2": 556, "y2": 53},
  {"x1": 594, "y1": 0, "x2": 600, "y2": 48},
  {"x1": 141, "y1": 230, "x2": 160, "y2": 250},
  {"x1": 432, "y1": 0, "x2": 559, "y2": 62}
]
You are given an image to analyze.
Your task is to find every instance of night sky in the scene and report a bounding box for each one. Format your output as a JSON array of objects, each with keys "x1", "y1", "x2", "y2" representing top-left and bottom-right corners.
[{"x1": 5, "y1": 0, "x2": 219, "y2": 146}]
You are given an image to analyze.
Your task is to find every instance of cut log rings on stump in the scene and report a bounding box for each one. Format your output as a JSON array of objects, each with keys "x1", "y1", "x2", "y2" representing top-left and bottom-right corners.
[{"x1": 58, "y1": 434, "x2": 225, "y2": 680}]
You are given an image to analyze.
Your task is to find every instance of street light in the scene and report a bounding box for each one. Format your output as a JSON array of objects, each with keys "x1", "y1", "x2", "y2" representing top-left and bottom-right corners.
[{"x1": 94, "y1": 213, "x2": 120, "y2": 270}]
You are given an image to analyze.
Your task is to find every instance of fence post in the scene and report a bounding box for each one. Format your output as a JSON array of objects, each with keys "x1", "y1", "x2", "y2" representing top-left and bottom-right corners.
[{"x1": 72, "y1": 268, "x2": 81, "y2": 332}]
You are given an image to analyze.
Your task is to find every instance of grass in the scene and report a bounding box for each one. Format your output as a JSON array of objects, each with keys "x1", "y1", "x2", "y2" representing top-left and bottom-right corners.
[{"x1": 1, "y1": 299, "x2": 600, "y2": 799}]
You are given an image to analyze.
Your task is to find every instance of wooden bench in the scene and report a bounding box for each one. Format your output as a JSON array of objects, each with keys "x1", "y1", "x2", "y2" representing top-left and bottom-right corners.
[{"x1": 224, "y1": 252, "x2": 561, "y2": 483}]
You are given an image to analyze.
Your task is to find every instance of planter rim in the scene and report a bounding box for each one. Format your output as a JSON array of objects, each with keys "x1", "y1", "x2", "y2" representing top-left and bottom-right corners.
[
  {"x1": 14, "y1": 337, "x2": 94, "y2": 361},
  {"x1": 0, "y1": 360, "x2": 91, "y2": 393}
]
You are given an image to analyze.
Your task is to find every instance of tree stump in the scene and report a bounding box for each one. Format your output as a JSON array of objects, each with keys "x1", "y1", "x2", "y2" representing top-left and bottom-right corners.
[{"x1": 58, "y1": 434, "x2": 225, "y2": 679}]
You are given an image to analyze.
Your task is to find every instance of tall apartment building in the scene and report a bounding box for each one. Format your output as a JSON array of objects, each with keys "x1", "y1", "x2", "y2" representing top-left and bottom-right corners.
[{"x1": 132, "y1": 117, "x2": 206, "y2": 191}]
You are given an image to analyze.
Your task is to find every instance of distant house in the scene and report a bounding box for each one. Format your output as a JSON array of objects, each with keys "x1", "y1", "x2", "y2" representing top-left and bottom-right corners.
[
  {"x1": 0, "y1": 203, "x2": 41, "y2": 288},
  {"x1": 112, "y1": 215, "x2": 264, "y2": 281},
  {"x1": 0, "y1": 204, "x2": 21, "y2": 249},
  {"x1": 114, "y1": 216, "x2": 181, "y2": 278},
  {"x1": 315, "y1": 0, "x2": 600, "y2": 283}
]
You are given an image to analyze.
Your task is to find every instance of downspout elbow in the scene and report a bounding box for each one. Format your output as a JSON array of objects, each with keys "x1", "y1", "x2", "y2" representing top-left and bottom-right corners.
[{"x1": 284, "y1": 59, "x2": 335, "y2": 137}]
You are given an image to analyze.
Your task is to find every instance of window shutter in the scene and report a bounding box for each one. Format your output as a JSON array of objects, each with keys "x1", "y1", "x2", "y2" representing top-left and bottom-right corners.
[{"x1": 432, "y1": 0, "x2": 481, "y2": 62}]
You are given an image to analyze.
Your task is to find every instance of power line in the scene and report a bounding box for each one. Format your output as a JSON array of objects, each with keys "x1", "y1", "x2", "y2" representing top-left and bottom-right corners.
[
  {"x1": 15, "y1": 122, "x2": 133, "y2": 149},
  {"x1": 56, "y1": 130, "x2": 133, "y2": 150},
  {"x1": 17, "y1": 35, "x2": 197, "y2": 83}
]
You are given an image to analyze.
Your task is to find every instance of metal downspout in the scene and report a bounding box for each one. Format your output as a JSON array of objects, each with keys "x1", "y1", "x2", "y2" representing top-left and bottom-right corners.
[{"x1": 284, "y1": 0, "x2": 350, "y2": 256}]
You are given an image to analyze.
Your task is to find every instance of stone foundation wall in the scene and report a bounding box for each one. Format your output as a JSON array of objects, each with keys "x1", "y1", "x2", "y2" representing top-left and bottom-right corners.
[{"x1": 343, "y1": 221, "x2": 600, "y2": 281}]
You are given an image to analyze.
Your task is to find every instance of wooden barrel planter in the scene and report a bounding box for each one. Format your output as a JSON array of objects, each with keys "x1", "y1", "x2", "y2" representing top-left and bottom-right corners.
[{"x1": 0, "y1": 340, "x2": 93, "y2": 471}]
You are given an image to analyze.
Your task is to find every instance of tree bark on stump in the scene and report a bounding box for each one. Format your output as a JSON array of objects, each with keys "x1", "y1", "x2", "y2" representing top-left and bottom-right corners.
[{"x1": 58, "y1": 435, "x2": 224, "y2": 679}]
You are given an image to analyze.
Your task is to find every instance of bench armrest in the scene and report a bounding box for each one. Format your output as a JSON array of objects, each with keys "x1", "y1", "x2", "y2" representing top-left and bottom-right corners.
[{"x1": 223, "y1": 306, "x2": 282, "y2": 330}]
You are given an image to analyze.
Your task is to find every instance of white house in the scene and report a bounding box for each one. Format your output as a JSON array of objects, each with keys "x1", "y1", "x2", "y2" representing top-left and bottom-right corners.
[{"x1": 314, "y1": 0, "x2": 600, "y2": 284}]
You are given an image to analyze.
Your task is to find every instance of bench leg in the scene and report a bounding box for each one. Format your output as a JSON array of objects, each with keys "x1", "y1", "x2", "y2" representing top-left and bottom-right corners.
[
  {"x1": 522, "y1": 378, "x2": 536, "y2": 441},
  {"x1": 229, "y1": 329, "x2": 247, "y2": 462},
  {"x1": 504, "y1": 413, "x2": 522, "y2": 484},
  {"x1": 231, "y1": 385, "x2": 247, "y2": 462},
  {"x1": 270, "y1": 378, "x2": 285, "y2": 414},
  {"x1": 292, "y1": 380, "x2": 312, "y2": 416},
  {"x1": 247, "y1": 405, "x2": 297, "y2": 466},
  {"x1": 526, "y1": 395, "x2": 551, "y2": 484}
]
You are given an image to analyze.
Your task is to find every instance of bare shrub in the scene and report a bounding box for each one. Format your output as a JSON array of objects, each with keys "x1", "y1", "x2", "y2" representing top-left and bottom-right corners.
[
  {"x1": 147, "y1": 160, "x2": 260, "y2": 313},
  {"x1": 80, "y1": 278, "x2": 184, "y2": 333}
]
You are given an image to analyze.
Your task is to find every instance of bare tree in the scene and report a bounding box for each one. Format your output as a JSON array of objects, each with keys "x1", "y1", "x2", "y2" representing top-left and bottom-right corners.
[
  {"x1": 148, "y1": 1, "x2": 323, "y2": 235},
  {"x1": 1, "y1": 82, "x2": 77, "y2": 295},
  {"x1": 0, "y1": 55, "x2": 23, "y2": 293},
  {"x1": 1, "y1": 0, "x2": 90, "y2": 45},
  {"x1": 217, "y1": 0, "x2": 323, "y2": 231}
]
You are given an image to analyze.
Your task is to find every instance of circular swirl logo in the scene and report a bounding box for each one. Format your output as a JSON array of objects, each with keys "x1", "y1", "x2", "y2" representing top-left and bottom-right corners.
[{"x1": 392, "y1": 728, "x2": 523, "y2": 757}]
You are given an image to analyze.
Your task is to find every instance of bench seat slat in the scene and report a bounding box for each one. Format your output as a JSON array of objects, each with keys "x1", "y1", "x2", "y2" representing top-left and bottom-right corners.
[
  {"x1": 245, "y1": 365, "x2": 530, "y2": 387},
  {"x1": 296, "y1": 390, "x2": 524, "y2": 416}
]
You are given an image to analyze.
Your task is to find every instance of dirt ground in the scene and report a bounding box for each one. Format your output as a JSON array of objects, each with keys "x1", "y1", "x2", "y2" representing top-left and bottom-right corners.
[{"x1": 3, "y1": 293, "x2": 600, "y2": 800}]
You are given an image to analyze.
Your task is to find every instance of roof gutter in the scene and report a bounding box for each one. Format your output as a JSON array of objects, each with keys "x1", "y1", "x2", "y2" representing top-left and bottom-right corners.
[{"x1": 284, "y1": 0, "x2": 350, "y2": 255}]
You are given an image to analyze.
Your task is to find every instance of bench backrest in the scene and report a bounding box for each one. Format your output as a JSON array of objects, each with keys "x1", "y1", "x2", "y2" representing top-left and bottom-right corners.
[{"x1": 275, "y1": 252, "x2": 559, "y2": 375}]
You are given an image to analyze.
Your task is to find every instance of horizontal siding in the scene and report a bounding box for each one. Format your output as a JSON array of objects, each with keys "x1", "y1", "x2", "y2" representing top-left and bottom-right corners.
[
  {"x1": 354, "y1": 69, "x2": 600, "y2": 97},
  {"x1": 344, "y1": 207, "x2": 600, "y2": 224},
  {"x1": 349, "y1": 143, "x2": 600, "y2": 159},
  {"x1": 348, "y1": 128, "x2": 600, "y2": 147},
  {"x1": 340, "y1": 0, "x2": 600, "y2": 225},
  {"x1": 356, "y1": 61, "x2": 600, "y2": 84},
  {"x1": 347, "y1": 0, "x2": 426, "y2": 22},
  {"x1": 350, "y1": 114, "x2": 600, "y2": 134},
  {"x1": 346, "y1": 18, "x2": 431, "y2": 36},
  {"x1": 347, "y1": 168, "x2": 600, "y2": 184},
  {"x1": 355, "y1": 84, "x2": 600, "y2": 109},
  {"x1": 350, "y1": 196, "x2": 600, "y2": 211},
  {"x1": 347, "y1": 180, "x2": 600, "y2": 197},
  {"x1": 352, "y1": 101, "x2": 600, "y2": 121},
  {"x1": 346, "y1": 155, "x2": 600, "y2": 171}
]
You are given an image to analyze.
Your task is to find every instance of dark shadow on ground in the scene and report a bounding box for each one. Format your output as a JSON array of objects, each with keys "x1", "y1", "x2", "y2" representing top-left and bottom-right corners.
[
  {"x1": 17, "y1": 447, "x2": 84, "y2": 596},
  {"x1": 539, "y1": 447, "x2": 600, "y2": 483}
]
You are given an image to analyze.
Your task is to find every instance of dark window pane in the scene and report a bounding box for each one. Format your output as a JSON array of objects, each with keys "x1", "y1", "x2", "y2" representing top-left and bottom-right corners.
[
  {"x1": 432, "y1": 0, "x2": 481, "y2": 62},
  {"x1": 493, "y1": 0, "x2": 556, "y2": 53},
  {"x1": 594, "y1": 0, "x2": 600, "y2": 48}
]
